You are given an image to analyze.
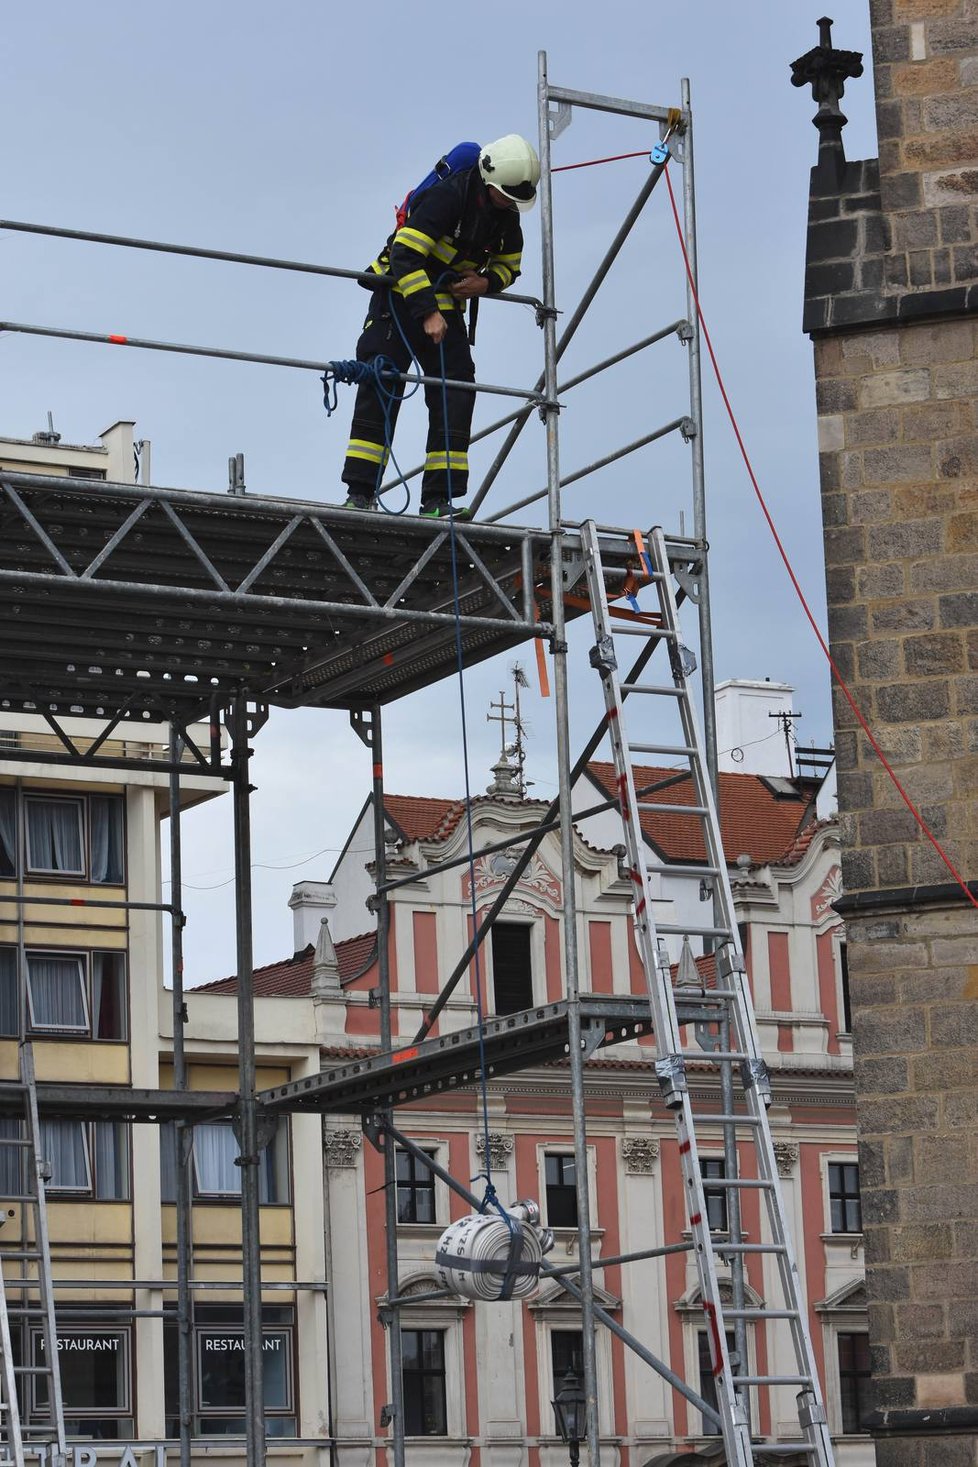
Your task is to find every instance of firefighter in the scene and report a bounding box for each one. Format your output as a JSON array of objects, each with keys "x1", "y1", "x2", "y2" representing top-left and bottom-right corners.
[{"x1": 340, "y1": 134, "x2": 540, "y2": 517}]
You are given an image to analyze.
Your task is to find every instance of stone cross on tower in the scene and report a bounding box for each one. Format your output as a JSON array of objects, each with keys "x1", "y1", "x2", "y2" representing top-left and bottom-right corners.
[
  {"x1": 487, "y1": 691, "x2": 516, "y2": 762},
  {"x1": 790, "y1": 16, "x2": 864, "y2": 181},
  {"x1": 486, "y1": 690, "x2": 521, "y2": 798}
]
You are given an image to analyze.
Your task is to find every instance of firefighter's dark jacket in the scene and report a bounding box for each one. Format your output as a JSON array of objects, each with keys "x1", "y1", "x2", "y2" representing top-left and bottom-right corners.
[{"x1": 365, "y1": 168, "x2": 523, "y2": 323}]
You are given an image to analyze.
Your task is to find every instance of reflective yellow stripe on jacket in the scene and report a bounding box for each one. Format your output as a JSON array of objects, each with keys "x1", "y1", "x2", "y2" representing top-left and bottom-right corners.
[{"x1": 393, "y1": 226, "x2": 436, "y2": 257}]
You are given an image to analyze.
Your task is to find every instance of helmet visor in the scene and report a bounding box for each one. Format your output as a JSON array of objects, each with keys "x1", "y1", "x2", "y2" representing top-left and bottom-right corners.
[{"x1": 501, "y1": 178, "x2": 537, "y2": 202}]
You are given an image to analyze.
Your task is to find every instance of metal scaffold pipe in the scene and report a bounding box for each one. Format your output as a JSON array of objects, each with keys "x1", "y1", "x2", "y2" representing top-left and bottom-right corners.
[
  {"x1": 488, "y1": 417, "x2": 691, "y2": 523},
  {"x1": 0, "y1": 216, "x2": 544, "y2": 310},
  {"x1": 169, "y1": 727, "x2": 194, "y2": 1467},
  {"x1": 367, "y1": 707, "x2": 407, "y2": 1467},
  {"x1": 0, "y1": 320, "x2": 544, "y2": 403},
  {"x1": 229, "y1": 699, "x2": 266, "y2": 1467},
  {"x1": 379, "y1": 321, "x2": 688, "y2": 497},
  {"x1": 467, "y1": 137, "x2": 675, "y2": 517},
  {"x1": 538, "y1": 48, "x2": 602, "y2": 1467}
]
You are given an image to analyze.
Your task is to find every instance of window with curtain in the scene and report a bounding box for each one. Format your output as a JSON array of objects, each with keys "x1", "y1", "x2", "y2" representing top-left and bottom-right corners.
[
  {"x1": 25, "y1": 799, "x2": 84, "y2": 875},
  {"x1": 91, "y1": 952, "x2": 126, "y2": 1040},
  {"x1": 0, "y1": 1118, "x2": 22, "y2": 1195},
  {"x1": 40, "y1": 1120, "x2": 129, "y2": 1199},
  {"x1": 0, "y1": 947, "x2": 125, "y2": 1040},
  {"x1": 26, "y1": 952, "x2": 88, "y2": 1031},
  {"x1": 41, "y1": 1120, "x2": 91, "y2": 1192},
  {"x1": 0, "y1": 948, "x2": 18, "y2": 1037},
  {"x1": 90, "y1": 797, "x2": 125, "y2": 884},
  {"x1": 0, "y1": 789, "x2": 14, "y2": 877},
  {"x1": 162, "y1": 1119, "x2": 288, "y2": 1203},
  {"x1": 193, "y1": 1123, "x2": 240, "y2": 1196}
]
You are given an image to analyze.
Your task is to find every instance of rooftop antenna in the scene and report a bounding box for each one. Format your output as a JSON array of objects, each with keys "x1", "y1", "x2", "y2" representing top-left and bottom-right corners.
[
  {"x1": 768, "y1": 708, "x2": 802, "y2": 778},
  {"x1": 32, "y1": 411, "x2": 61, "y2": 446},
  {"x1": 486, "y1": 665, "x2": 534, "y2": 800},
  {"x1": 509, "y1": 662, "x2": 533, "y2": 799}
]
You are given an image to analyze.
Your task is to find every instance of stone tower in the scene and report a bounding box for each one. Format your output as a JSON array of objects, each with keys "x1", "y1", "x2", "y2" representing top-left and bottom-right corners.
[{"x1": 795, "y1": 6, "x2": 978, "y2": 1464}]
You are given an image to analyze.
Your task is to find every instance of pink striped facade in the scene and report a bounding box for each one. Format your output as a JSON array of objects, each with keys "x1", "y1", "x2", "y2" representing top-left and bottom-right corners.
[{"x1": 321, "y1": 802, "x2": 869, "y2": 1466}]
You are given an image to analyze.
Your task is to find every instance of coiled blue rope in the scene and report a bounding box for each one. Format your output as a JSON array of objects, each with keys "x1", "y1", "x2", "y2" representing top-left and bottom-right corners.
[{"x1": 321, "y1": 350, "x2": 415, "y2": 514}]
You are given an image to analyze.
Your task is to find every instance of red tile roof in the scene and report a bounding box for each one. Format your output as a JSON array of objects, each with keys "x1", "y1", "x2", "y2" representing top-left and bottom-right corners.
[
  {"x1": 777, "y1": 817, "x2": 832, "y2": 867},
  {"x1": 384, "y1": 793, "x2": 552, "y2": 844},
  {"x1": 196, "y1": 931, "x2": 377, "y2": 997},
  {"x1": 584, "y1": 763, "x2": 817, "y2": 866},
  {"x1": 337, "y1": 931, "x2": 378, "y2": 982}
]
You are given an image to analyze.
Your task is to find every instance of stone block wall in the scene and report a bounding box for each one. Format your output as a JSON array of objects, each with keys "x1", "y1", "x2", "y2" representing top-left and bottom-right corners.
[
  {"x1": 800, "y1": 2, "x2": 978, "y2": 1461},
  {"x1": 814, "y1": 318, "x2": 978, "y2": 900}
]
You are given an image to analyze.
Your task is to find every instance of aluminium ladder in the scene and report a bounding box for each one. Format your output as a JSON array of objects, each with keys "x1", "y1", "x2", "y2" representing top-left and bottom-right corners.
[
  {"x1": 581, "y1": 520, "x2": 835, "y2": 1467},
  {"x1": 0, "y1": 1043, "x2": 66, "y2": 1464}
]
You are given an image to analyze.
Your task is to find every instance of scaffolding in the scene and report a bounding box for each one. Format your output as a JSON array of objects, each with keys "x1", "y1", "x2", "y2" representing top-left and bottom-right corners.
[{"x1": 0, "y1": 53, "x2": 817, "y2": 1467}]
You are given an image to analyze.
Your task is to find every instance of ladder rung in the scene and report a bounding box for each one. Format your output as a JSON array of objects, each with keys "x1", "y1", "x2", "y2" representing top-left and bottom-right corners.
[
  {"x1": 680, "y1": 1048, "x2": 748, "y2": 1061},
  {"x1": 697, "y1": 1178, "x2": 776, "y2": 1190},
  {"x1": 632, "y1": 742, "x2": 697, "y2": 757},
  {"x1": 716, "y1": 1243, "x2": 787, "y2": 1255},
  {"x1": 0, "y1": 1251, "x2": 45, "y2": 1261},
  {"x1": 600, "y1": 564, "x2": 664, "y2": 582},
  {"x1": 689, "y1": 1113, "x2": 762, "y2": 1126},
  {"x1": 13, "y1": 1365, "x2": 55, "y2": 1376},
  {"x1": 735, "y1": 1375, "x2": 814, "y2": 1387},
  {"x1": 636, "y1": 801, "x2": 708, "y2": 816},
  {"x1": 620, "y1": 683, "x2": 682, "y2": 696},
  {"x1": 748, "y1": 1448, "x2": 821, "y2": 1458},
  {"x1": 656, "y1": 923, "x2": 732, "y2": 938},
  {"x1": 723, "y1": 1308, "x2": 800, "y2": 1320},
  {"x1": 612, "y1": 625, "x2": 675, "y2": 638},
  {"x1": 650, "y1": 863, "x2": 720, "y2": 878}
]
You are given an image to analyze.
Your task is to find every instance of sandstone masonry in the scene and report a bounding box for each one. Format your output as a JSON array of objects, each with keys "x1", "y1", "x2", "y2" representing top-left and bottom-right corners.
[{"x1": 797, "y1": 4, "x2": 978, "y2": 1463}]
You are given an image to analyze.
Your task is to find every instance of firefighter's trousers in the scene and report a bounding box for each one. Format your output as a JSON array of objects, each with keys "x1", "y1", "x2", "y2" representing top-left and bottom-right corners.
[{"x1": 341, "y1": 291, "x2": 476, "y2": 505}]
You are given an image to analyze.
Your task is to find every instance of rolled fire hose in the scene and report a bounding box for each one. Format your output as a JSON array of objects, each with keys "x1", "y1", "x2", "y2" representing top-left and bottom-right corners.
[{"x1": 435, "y1": 1199, "x2": 554, "y2": 1302}]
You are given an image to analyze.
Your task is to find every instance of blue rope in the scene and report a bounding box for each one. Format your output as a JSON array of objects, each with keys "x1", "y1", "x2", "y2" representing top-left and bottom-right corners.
[
  {"x1": 321, "y1": 352, "x2": 415, "y2": 514},
  {"x1": 435, "y1": 335, "x2": 523, "y2": 1289}
]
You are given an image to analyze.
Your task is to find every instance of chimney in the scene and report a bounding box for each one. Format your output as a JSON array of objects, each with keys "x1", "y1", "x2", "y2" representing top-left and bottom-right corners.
[
  {"x1": 714, "y1": 679, "x2": 797, "y2": 777},
  {"x1": 289, "y1": 880, "x2": 337, "y2": 952}
]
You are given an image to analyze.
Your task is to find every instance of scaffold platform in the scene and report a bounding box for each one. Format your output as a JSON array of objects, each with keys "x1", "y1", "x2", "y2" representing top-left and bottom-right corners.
[
  {"x1": 0, "y1": 994, "x2": 725, "y2": 1123},
  {"x1": 259, "y1": 994, "x2": 724, "y2": 1116},
  {"x1": 0, "y1": 470, "x2": 678, "y2": 724}
]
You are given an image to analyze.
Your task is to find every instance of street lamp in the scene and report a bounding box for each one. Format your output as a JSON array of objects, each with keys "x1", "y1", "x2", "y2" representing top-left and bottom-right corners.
[{"x1": 552, "y1": 1365, "x2": 587, "y2": 1465}]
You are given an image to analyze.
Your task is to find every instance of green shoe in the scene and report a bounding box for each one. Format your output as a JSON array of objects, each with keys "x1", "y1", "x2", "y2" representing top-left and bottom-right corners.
[
  {"x1": 420, "y1": 502, "x2": 471, "y2": 520},
  {"x1": 342, "y1": 492, "x2": 376, "y2": 511}
]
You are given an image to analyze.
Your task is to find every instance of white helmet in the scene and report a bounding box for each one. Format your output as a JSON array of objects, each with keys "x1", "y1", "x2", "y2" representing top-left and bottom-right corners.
[{"x1": 479, "y1": 134, "x2": 541, "y2": 212}]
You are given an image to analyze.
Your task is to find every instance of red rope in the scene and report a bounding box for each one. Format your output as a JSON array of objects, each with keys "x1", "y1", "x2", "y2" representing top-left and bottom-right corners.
[
  {"x1": 553, "y1": 150, "x2": 649, "y2": 174},
  {"x1": 662, "y1": 163, "x2": 978, "y2": 911}
]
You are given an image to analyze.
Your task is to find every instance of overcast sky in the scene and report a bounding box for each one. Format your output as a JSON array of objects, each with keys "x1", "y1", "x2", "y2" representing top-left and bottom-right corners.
[{"x1": 3, "y1": 2, "x2": 877, "y2": 980}]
